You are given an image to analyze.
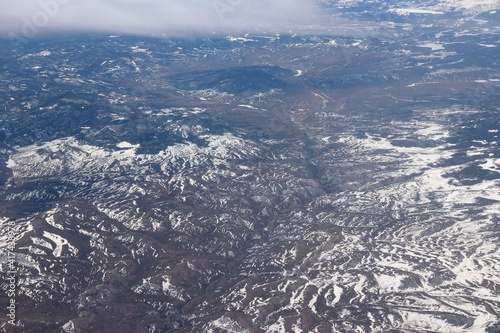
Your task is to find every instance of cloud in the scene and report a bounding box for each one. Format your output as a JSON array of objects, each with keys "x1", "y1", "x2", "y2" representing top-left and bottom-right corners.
[{"x1": 0, "y1": 0, "x2": 322, "y2": 37}]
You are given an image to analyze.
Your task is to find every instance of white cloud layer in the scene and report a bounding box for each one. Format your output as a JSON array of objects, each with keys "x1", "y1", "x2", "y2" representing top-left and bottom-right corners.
[{"x1": 0, "y1": 0, "x2": 322, "y2": 36}]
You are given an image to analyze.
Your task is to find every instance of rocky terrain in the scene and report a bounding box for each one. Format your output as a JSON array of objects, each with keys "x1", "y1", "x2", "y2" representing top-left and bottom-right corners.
[{"x1": 0, "y1": 0, "x2": 499, "y2": 332}]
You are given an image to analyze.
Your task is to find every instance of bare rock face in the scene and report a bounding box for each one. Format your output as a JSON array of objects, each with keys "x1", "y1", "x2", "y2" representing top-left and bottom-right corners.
[{"x1": 1, "y1": 1, "x2": 499, "y2": 332}]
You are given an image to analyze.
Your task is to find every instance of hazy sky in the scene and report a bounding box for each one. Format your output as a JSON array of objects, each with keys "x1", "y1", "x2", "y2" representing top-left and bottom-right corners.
[{"x1": 0, "y1": 0, "x2": 322, "y2": 36}]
